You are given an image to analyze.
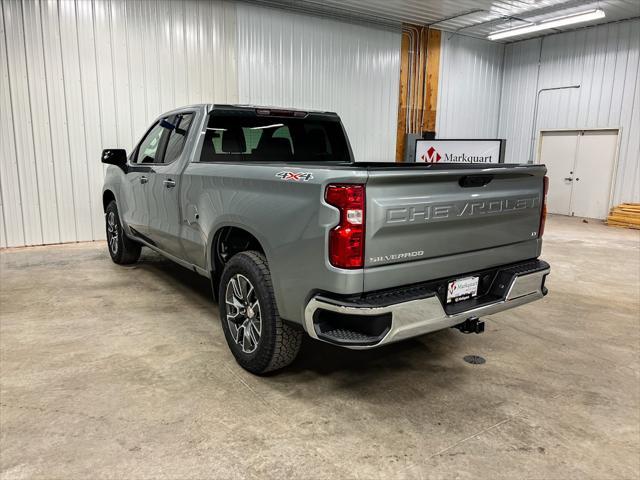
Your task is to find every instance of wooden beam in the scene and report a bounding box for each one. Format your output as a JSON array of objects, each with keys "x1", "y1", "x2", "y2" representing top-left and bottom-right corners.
[
  {"x1": 423, "y1": 29, "x2": 441, "y2": 133},
  {"x1": 395, "y1": 26, "x2": 441, "y2": 161}
]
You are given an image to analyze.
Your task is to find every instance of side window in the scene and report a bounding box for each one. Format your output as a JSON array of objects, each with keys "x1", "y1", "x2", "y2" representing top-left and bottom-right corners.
[
  {"x1": 163, "y1": 113, "x2": 194, "y2": 164},
  {"x1": 135, "y1": 123, "x2": 166, "y2": 164}
]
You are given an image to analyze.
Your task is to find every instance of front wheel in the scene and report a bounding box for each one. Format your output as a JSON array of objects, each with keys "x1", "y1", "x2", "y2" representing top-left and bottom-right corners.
[
  {"x1": 219, "y1": 251, "x2": 302, "y2": 374},
  {"x1": 105, "y1": 200, "x2": 141, "y2": 265}
]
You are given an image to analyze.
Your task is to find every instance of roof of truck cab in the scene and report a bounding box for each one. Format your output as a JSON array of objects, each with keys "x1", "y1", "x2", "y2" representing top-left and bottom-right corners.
[{"x1": 210, "y1": 104, "x2": 338, "y2": 116}]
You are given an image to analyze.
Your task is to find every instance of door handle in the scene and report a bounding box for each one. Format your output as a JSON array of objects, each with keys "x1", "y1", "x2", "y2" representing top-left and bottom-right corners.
[
  {"x1": 140, "y1": 176, "x2": 148, "y2": 184},
  {"x1": 163, "y1": 179, "x2": 176, "y2": 188},
  {"x1": 564, "y1": 177, "x2": 573, "y2": 181}
]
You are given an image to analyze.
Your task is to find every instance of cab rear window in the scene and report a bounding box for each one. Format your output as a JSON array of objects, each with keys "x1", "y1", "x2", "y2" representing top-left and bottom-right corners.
[{"x1": 199, "y1": 112, "x2": 351, "y2": 163}]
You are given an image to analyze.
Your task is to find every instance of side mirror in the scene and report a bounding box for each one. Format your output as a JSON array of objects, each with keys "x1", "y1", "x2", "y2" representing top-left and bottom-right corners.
[{"x1": 101, "y1": 149, "x2": 128, "y2": 171}]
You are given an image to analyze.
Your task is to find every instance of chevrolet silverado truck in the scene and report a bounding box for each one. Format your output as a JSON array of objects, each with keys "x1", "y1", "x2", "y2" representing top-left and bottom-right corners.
[{"x1": 101, "y1": 104, "x2": 550, "y2": 374}]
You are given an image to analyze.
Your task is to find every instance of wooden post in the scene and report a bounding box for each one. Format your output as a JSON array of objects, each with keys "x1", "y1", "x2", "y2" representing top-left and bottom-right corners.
[
  {"x1": 395, "y1": 26, "x2": 441, "y2": 161},
  {"x1": 424, "y1": 29, "x2": 441, "y2": 133}
]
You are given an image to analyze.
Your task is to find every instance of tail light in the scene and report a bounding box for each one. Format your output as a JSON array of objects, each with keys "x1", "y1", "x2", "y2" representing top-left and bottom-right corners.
[
  {"x1": 325, "y1": 184, "x2": 365, "y2": 269},
  {"x1": 539, "y1": 175, "x2": 549, "y2": 237}
]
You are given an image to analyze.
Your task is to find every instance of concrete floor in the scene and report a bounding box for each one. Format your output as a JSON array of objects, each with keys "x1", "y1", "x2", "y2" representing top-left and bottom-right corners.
[{"x1": 0, "y1": 215, "x2": 638, "y2": 479}]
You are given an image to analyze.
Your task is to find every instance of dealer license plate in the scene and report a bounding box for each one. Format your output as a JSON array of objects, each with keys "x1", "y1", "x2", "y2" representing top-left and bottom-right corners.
[{"x1": 447, "y1": 276, "x2": 479, "y2": 303}]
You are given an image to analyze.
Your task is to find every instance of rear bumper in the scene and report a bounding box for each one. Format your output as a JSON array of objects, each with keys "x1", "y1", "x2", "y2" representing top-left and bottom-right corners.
[{"x1": 303, "y1": 259, "x2": 550, "y2": 349}]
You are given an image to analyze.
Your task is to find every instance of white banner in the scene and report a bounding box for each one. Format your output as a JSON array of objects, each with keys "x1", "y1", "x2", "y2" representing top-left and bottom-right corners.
[{"x1": 415, "y1": 140, "x2": 502, "y2": 164}]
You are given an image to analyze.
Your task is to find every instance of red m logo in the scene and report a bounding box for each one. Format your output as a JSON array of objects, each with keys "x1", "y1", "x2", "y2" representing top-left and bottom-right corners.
[{"x1": 422, "y1": 146, "x2": 442, "y2": 163}]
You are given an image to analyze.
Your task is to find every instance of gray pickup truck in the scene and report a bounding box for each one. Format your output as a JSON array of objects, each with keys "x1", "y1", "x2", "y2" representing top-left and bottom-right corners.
[{"x1": 101, "y1": 104, "x2": 550, "y2": 374}]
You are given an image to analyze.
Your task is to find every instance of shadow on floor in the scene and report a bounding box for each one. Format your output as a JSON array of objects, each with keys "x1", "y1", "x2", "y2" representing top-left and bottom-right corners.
[
  {"x1": 290, "y1": 330, "x2": 460, "y2": 375},
  {"x1": 129, "y1": 249, "x2": 467, "y2": 380},
  {"x1": 135, "y1": 249, "x2": 215, "y2": 304}
]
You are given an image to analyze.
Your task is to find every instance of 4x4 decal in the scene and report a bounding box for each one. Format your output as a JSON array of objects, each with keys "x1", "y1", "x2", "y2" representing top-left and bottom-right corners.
[{"x1": 275, "y1": 171, "x2": 314, "y2": 182}]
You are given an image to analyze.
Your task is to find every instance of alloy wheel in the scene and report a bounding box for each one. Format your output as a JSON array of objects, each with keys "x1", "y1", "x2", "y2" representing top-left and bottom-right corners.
[
  {"x1": 107, "y1": 211, "x2": 119, "y2": 255},
  {"x1": 225, "y1": 274, "x2": 262, "y2": 354}
]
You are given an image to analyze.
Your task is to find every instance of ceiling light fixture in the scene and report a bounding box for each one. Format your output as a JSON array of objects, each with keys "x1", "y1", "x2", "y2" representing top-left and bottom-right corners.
[{"x1": 487, "y1": 9, "x2": 605, "y2": 41}]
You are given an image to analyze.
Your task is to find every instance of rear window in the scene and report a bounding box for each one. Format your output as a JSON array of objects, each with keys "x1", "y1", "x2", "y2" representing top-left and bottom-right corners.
[{"x1": 200, "y1": 112, "x2": 351, "y2": 163}]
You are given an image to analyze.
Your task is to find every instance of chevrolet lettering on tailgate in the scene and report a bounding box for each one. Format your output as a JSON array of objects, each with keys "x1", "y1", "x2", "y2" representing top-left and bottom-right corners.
[{"x1": 385, "y1": 196, "x2": 539, "y2": 224}]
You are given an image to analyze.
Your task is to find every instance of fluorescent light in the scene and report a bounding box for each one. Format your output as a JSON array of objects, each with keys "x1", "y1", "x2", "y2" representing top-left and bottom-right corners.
[{"x1": 488, "y1": 9, "x2": 605, "y2": 41}]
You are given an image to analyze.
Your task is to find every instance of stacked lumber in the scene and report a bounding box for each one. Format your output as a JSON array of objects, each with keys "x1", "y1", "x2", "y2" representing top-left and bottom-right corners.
[{"x1": 606, "y1": 203, "x2": 640, "y2": 229}]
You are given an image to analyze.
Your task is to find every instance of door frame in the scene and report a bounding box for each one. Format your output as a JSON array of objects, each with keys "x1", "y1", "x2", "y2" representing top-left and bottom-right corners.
[{"x1": 535, "y1": 127, "x2": 622, "y2": 214}]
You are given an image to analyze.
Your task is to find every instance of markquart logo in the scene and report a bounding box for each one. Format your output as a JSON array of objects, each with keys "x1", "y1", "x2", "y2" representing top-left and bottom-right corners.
[
  {"x1": 422, "y1": 146, "x2": 441, "y2": 163},
  {"x1": 422, "y1": 146, "x2": 493, "y2": 163}
]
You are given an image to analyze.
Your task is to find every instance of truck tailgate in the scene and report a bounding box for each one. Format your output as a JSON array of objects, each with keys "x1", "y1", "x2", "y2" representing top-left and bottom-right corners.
[{"x1": 364, "y1": 164, "x2": 545, "y2": 290}]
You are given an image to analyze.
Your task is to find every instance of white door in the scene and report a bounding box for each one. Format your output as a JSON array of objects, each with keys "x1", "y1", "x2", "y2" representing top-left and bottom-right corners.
[
  {"x1": 571, "y1": 130, "x2": 618, "y2": 219},
  {"x1": 538, "y1": 131, "x2": 578, "y2": 216},
  {"x1": 538, "y1": 129, "x2": 618, "y2": 219}
]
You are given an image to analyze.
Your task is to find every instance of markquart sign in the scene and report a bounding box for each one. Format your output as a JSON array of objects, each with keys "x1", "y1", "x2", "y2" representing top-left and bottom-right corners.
[{"x1": 415, "y1": 139, "x2": 504, "y2": 164}]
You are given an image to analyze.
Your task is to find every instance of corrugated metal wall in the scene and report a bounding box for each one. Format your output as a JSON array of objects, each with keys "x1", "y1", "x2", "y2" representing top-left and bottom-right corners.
[
  {"x1": 435, "y1": 33, "x2": 505, "y2": 138},
  {"x1": 1, "y1": 0, "x2": 401, "y2": 248},
  {"x1": 498, "y1": 19, "x2": 640, "y2": 204},
  {"x1": 0, "y1": 0, "x2": 237, "y2": 248},
  {"x1": 498, "y1": 38, "x2": 541, "y2": 163},
  {"x1": 236, "y1": 3, "x2": 401, "y2": 163},
  {"x1": 3, "y1": 0, "x2": 637, "y2": 248}
]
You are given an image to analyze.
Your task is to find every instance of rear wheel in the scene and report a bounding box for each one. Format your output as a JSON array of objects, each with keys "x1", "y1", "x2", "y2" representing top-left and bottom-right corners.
[
  {"x1": 105, "y1": 200, "x2": 141, "y2": 265},
  {"x1": 219, "y1": 251, "x2": 302, "y2": 374}
]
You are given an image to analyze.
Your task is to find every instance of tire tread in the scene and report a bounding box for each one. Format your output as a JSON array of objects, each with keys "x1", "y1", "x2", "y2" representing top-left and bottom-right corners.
[{"x1": 220, "y1": 251, "x2": 302, "y2": 374}]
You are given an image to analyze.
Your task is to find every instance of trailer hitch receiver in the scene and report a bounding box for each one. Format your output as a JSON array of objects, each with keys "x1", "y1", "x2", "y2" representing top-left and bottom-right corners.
[{"x1": 454, "y1": 317, "x2": 485, "y2": 334}]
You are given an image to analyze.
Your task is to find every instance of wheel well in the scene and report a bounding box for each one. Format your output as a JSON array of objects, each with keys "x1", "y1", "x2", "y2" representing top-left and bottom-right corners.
[
  {"x1": 212, "y1": 227, "x2": 265, "y2": 274},
  {"x1": 103, "y1": 190, "x2": 115, "y2": 212}
]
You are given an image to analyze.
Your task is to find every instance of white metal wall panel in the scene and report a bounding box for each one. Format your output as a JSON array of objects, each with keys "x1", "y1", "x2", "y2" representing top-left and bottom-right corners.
[
  {"x1": 497, "y1": 38, "x2": 542, "y2": 163},
  {"x1": 436, "y1": 33, "x2": 505, "y2": 139},
  {"x1": 498, "y1": 19, "x2": 640, "y2": 204},
  {"x1": 236, "y1": 3, "x2": 401, "y2": 163},
  {"x1": 22, "y1": 0, "x2": 61, "y2": 245},
  {"x1": 0, "y1": 0, "x2": 238, "y2": 247},
  {"x1": 0, "y1": 1, "x2": 22, "y2": 247},
  {"x1": 59, "y1": 0, "x2": 96, "y2": 241},
  {"x1": 4, "y1": 0, "x2": 44, "y2": 246},
  {"x1": 41, "y1": 0, "x2": 78, "y2": 243}
]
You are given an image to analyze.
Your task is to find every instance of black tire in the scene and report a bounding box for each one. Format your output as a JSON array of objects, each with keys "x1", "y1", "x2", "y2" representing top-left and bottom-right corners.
[
  {"x1": 105, "y1": 200, "x2": 141, "y2": 265},
  {"x1": 218, "y1": 251, "x2": 302, "y2": 374}
]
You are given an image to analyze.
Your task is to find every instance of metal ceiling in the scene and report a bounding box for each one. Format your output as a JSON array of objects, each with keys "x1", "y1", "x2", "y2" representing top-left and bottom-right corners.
[{"x1": 248, "y1": 0, "x2": 640, "y2": 41}]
